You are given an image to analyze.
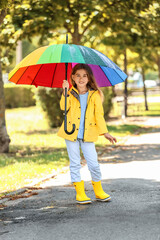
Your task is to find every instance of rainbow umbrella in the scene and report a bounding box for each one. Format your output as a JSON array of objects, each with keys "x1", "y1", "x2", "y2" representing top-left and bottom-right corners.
[{"x1": 9, "y1": 42, "x2": 127, "y2": 134}]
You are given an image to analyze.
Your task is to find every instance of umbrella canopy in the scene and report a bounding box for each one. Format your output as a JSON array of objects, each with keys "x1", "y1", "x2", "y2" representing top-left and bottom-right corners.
[{"x1": 9, "y1": 44, "x2": 127, "y2": 88}]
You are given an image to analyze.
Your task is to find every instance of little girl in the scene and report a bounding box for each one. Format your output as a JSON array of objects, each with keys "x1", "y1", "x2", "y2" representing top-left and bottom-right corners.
[{"x1": 57, "y1": 64, "x2": 117, "y2": 204}]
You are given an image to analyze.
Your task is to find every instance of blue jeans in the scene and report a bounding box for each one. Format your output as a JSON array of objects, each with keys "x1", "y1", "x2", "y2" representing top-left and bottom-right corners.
[{"x1": 65, "y1": 139, "x2": 101, "y2": 183}]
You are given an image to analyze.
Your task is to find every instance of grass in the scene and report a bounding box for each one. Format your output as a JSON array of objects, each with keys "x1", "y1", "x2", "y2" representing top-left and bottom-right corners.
[
  {"x1": 133, "y1": 94, "x2": 160, "y2": 98},
  {"x1": 128, "y1": 102, "x2": 160, "y2": 116},
  {"x1": 0, "y1": 105, "x2": 157, "y2": 195},
  {"x1": 111, "y1": 102, "x2": 160, "y2": 118},
  {"x1": 0, "y1": 106, "x2": 68, "y2": 195},
  {"x1": 0, "y1": 150, "x2": 68, "y2": 195}
]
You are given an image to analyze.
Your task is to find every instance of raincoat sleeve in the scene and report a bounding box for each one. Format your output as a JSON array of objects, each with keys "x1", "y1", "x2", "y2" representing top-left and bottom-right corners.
[
  {"x1": 94, "y1": 92, "x2": 108, "y2": 135},
  {"x1": 59, "y1": 92, "x2": 71, "y2": 111}
]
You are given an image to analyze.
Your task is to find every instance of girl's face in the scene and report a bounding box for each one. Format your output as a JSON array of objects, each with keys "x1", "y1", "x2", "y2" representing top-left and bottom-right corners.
[{"x1": 72, "y1": 69, "x2": 89, "y2": 89}]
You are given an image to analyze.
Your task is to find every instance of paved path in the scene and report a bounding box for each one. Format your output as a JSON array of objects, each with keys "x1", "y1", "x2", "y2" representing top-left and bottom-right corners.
[{"x1": 0, "y1": 117, "x2": 160, "y2": 240}]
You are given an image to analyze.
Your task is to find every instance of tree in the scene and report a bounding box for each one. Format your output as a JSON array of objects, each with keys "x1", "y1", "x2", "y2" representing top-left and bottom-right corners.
[
  {"x1": 0, "y1": 0, "x2": 21, "y2": 152},
  {"x1": 10, "y1": 0, "x2": 137, "y2": 45},
  {"x1": 130, "y1": 2, "x2": 160, "y2": 110},
  {"x1": 134, "y1": 2, "x2": 160, "y2": 88},
  {"x1": 101, "y1": 0, "x2": 157, "y2": 116},
  {"x1": 5, "y1": 0, "x2": 159, "y2": 124},
  {"x1": 6, "y1": 0, "x2": 120, "y2": 127},
  {"x1": 0, "y1": 2, "x2": 11, "y2": 153}
]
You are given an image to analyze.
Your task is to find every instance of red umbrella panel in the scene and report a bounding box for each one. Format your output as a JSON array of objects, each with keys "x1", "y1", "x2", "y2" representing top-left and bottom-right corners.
[{"x1": 10, "y1": 63, "x2": 73, "y2": 88}]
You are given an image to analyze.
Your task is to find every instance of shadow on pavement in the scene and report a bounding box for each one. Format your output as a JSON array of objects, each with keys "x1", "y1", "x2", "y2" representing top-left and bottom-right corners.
[{"x1": 98, "y1": 143, "x2": 160, "y2": 163}]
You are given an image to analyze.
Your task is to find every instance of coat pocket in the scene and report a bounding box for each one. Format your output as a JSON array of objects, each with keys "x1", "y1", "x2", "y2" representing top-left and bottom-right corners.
[
  {"x1": 87, "y1": 122, "x2": 98, "y2": 137},
  {"x1": 89, "y1": 122, "x2": 96, "y2": 126}
]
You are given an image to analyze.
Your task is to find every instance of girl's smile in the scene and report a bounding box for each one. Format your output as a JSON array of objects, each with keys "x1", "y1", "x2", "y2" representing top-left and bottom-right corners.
[{"x1": 72, "y1": 69, "x2": 89, "y2": 93}]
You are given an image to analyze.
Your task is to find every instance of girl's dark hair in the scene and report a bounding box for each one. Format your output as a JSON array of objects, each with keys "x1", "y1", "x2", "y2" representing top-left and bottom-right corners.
[{"x1": 70, "y1": 64, "x2": 104, "y2": 101}]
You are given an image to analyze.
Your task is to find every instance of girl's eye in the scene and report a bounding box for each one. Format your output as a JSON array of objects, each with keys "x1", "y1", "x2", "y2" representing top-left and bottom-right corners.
[{"x1": 75, "y1": 74, "x2": 88, "y2": 78}]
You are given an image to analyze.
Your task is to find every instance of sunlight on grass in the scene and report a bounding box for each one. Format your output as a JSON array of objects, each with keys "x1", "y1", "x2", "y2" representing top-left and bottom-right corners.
[
  {"x1": 0, "y1": 150, "x2": 69, "y2": 194},
  {"x1": 110, "y1": 101, "x2": 160, "y2": 118},
  {"x1": 0, "y1": 107, "x2": 68, "y2": 194},
  {"x1": 0, "y1": 154, "x2": 69, "y2": 193},
  {"x1": 6, "y1": 106, "x2": 66, "y2": 149},
  {"x1": 7, "y1": 106, "x2": 49, "y2": 134}
]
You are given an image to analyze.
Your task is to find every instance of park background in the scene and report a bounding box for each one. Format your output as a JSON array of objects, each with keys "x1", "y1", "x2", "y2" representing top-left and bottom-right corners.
[{"x1": 0, "y1": 0, "x2": 160, "y2": 197}]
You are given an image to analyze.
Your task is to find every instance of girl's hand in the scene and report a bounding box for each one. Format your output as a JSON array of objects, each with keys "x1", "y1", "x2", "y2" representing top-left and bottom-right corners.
[
  {"x1": 104, "y1": 133, "x2": 117, "y2": 144},
  {"x1": 62, "y1": 80, "x2": 69, "y2": 91},
  {"x1": 62, "y1": 80, "x2": 69, "y2": 96}
]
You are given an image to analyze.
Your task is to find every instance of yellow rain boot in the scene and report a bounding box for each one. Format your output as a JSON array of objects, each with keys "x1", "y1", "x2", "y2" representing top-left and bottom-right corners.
[
  {"x1": 92, "y1": 180, "x2": 111, "y2": 202},
  {"x1": 73, "y1": 181, "x2": 92, "y2": 204}
]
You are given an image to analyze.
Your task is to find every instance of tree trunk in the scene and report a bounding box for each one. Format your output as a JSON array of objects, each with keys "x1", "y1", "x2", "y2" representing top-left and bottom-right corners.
[
  {"x1": 16, "y1": 40, "x2": 22, "y2": 65},
  {"x1": 0, "y1": 9, "x2": 7, "y2": 24},
  {"x1": 142, "y1": 67, "x2": 149, "y2": 111},
  {"x1": 124, "y1": 48, "x2": 128, "y2": 117},
  {"x1": 72, "y1": 21, "x2": 81, "y2": 44},
  {"x1": 157, "y1": 54, "x2": 160, "y2": 88},
  {"x1": 0, "y1": 61, "x2": 11, "y2": 153},
  {"x1": 112, "y1": 86, "x2": 116, "y2": 97}
]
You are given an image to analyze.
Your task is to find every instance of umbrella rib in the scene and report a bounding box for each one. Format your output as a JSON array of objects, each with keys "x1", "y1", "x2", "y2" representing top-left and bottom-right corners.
[
  {"x1": 15, "y1": 66, "x2": 29, "y2": 84},
  {"x1": 30, "y1": 64, "x2": 43, "y2": 86},
  {"x1": 51, "y1": 63, "x2": 58, "y2": 88},
  {"x1": 112, "y1": 68, "x2": 127, "y2": 82}
]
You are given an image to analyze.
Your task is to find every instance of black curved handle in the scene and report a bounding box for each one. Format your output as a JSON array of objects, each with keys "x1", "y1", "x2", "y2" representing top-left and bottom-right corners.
[
  {"x1": 64, "y1": 123, "x2": 76, "y2": 135},
  {"x1": 64, "y1": 40, "x2": 76, "y2": 135},
  {"x1": 64, "y1": 87, "x2": 76, "y2": 135}
]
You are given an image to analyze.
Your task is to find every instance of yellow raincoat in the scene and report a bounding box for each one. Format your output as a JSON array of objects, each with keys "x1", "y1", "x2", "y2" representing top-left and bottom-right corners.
[{"x1": 57, "y1": 86, "x2": 108, "y2": 142}]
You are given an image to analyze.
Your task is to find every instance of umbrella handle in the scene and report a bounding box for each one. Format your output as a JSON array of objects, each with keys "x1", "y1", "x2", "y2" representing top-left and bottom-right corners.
[{"x1": 64, "y1": 87, "x2": 76, "y2": 135}]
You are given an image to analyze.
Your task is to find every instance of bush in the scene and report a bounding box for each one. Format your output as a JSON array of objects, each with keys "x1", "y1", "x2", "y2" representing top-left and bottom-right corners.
[
  {"x1": 36, "y1": 87, "x2": 113, "y2": 128},
  {"x1": 36, "y1": 88, "x2": 63, "y2": 128},
  {"x1": 102, "y1": 87, "x2": 113, "y2": 120},
  {"x1": 4, "y1": 84, "x2": 36, "y2": 108}
]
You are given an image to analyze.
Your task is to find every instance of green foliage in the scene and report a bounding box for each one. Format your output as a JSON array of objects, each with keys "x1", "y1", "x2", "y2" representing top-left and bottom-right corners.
[
  {"x1": 0, "y1": 0, "x2": 13, "y2": 9},
  {"x1": 22, "y1": 38, "x2": 39, "y2": 58},
  {"x1": 101, "y1": 0, "x2": 160, "y2": 72},
  {"x1": 145, "y1": 71, "x2": 159, "y2": 80},
  {"x1": 102, "y1": 87, "x2": 113, "y2": 120},
  {"x1": 4, "y1": 84, "x2": 36, "y2": 108},
  {"x1": 0, "y1": 1, "x2": 7, "y2": 9},
  {"x1": 10, "y1": 0, "x2": 148, "y2": 45},
  {"x1": 0, "y1": 12, "x2": 18, "y2": 69},
  {"x1": 111, "y1": 99, "x2": 160, "y2": 118},
  {"x1": 35, "y1": 88, "x2": 63, "y2": 128}
]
